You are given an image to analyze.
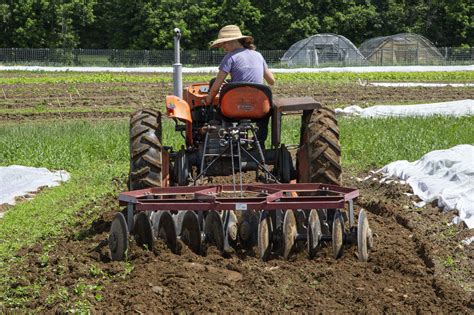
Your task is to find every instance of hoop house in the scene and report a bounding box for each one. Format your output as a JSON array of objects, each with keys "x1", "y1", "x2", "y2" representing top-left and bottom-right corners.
[
  {"x1": 359, "y1": 33, "x2": 444, "y2": 65},
  {"x1": 281, "y1": 34, "x2": 366, "y2": 67}
]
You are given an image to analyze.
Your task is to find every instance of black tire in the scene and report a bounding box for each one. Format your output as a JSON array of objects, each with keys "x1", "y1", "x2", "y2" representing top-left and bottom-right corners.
[
  {"x1": 129, "y1": 109, "x2": 162, "y2": 190},
  {"x1": 297, "y1": 107, "x2": 341, "y2": 185}
]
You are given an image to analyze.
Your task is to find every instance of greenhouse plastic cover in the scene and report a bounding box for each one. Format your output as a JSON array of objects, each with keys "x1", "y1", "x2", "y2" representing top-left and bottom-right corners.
[
  {"x1": 379, "y1": 145, "x2": 474, "y2": 229},
  {"x1": 0, "y1": 165, "x2": 70, "y2": 206},
  {"x1": 335, "y1": 99, "x2": 474, "y2": 117}
]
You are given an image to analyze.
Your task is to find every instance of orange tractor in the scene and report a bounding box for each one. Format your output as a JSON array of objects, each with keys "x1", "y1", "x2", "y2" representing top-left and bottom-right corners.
[{"x1": 108, "y1": 29, "x2": 373, "y2": 262}]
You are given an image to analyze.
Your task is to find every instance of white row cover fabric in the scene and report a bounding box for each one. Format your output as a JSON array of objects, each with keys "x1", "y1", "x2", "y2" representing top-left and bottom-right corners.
[
  {"x1": 335, "y1": 99, "x2": 474, "y2": 117},
  {"x1": 379, "y1": 145, "x2": 474, "y2": 229},
  {"x1": 0, "y1": 165, "x2": 70, "y2": 205},
  {"x1": 0, "y1": 65, "x2": 473, "y2": 73},
  {"x1": 364, "y1": 82, "x2": 474, "y2": 87}
]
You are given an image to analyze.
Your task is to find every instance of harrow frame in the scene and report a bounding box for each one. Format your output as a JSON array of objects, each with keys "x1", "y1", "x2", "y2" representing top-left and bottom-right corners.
[
  {"x1": 119, "y1": 183, "x2": 359, "y2": 232},
  {"x1": 110, "y1": 183, "x2": 373, "y2": 262}
]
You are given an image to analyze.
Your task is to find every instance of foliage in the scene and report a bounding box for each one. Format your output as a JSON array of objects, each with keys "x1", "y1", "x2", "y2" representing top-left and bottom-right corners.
[
  {"x1": 0, "y1": 0, "x2": 96, "y2": 49},
  {"x1": 0, "y1": 0, "x2": 472, "y2": 49}
]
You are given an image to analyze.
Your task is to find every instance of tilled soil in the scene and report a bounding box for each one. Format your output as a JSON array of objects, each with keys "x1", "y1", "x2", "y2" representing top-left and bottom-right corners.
[
  {"x1": 4, "y1": 174, "x2": 473, "y2": 313},
  {"x1": 2, "y1": 81, "x2": 474, "y2": 121}
]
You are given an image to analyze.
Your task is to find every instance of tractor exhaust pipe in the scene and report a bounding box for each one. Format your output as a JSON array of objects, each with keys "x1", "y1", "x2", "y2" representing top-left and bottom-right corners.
[{"x1": 173, "y1": 28, "x2": 183, "y2": 98}]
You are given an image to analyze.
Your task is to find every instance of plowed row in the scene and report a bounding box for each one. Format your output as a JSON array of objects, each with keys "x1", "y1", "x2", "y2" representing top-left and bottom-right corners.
[{"x1": 2, "y1": 81, "x2": 474, "y2": 121}]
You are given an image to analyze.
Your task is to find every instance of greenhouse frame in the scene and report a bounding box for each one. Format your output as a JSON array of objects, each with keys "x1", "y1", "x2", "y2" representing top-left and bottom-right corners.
[
  {"x1": 281, "y1": 34, "x2": 366, "y2": 67},
  {"x1": 359, "y1": 33, "x2": 445, "y2": 65}
]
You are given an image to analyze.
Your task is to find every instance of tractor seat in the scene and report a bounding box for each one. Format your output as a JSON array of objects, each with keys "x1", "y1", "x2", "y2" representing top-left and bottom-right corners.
[{"x1": 219, "y1": 83, "x2": 272, "y2": 120}]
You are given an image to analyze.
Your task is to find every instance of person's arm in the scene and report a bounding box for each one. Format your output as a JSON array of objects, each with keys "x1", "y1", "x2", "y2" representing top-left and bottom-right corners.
[
  {"x1": 205, "y1": 70, "x2": 228, "y2": 105},
  {"x1": 264, "y1": 68, "x2": 275, "y2": 85}
]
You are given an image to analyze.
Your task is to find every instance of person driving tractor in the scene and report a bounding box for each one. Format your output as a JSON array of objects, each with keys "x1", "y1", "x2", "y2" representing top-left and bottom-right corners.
[{"x1": 205, "y1": 25, "x2": 275, "y2": 145}]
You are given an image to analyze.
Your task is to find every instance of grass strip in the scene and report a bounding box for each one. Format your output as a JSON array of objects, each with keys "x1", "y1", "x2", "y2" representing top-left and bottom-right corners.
[
  {"x1": 280, "y1": 114, "x2": 474, "y2": 172},
  {"x1": 0, "y1": 121, "x2": 128, "y2": 255},
  {"x1": 339, "y1": 115, "x2": 474, "y2": 170}
]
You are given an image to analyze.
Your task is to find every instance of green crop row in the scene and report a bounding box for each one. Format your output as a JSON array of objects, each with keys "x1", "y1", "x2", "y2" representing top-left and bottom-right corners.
[
  {"x1": 274, "y1": 71, "x2": 474, "y2": 83},
  {"x1": 0, "y1": 70, "x2": 472, "y2": 85}
]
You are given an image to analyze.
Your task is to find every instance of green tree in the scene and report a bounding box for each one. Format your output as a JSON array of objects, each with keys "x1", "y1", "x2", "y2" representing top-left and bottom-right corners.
[
  {"x1": 311, "y1": 0, "x2": 379, "y2": 46},
  {"x1": 1, "y1": 0, "x2": 472, "y2": 50},
  {"x1": 422, "y1": 0, "x2": 473, "y2": 46},
  {"x1": 0, "y1": 0, "x2": 96, "y2": 48},
  {"x1": 254, "y1": 0, "x2": 320, "y2": 49}
]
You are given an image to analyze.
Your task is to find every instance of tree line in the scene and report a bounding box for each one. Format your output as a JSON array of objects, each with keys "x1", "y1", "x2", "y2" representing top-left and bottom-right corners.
[{"x1": 1, "y1": 0, "x2": 472, "y2": 50}]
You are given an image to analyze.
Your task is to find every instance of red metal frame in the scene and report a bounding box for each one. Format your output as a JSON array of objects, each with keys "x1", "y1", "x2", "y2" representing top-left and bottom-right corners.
[{"x1": 119, "y1": 183, "x2": 359, "y2": 212}]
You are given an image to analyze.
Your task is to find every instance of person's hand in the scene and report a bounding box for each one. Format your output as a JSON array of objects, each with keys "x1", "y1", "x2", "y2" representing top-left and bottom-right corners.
[{"x1": 206, "y1": 70, "x2": 228, "y2": 105}]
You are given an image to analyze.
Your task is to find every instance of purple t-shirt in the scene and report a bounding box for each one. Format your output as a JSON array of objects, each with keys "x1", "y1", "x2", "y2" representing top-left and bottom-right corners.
[{"x1": 219, "y1": 48, "x2": 268, "y2": 84}]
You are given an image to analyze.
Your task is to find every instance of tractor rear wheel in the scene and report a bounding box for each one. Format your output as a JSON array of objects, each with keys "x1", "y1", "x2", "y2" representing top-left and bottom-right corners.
[
  {"x1": 297, "y1": 107, "x2": 341, "y2": 185},
  {"x1": 129, "y1": 109, "x2": 163, "y2": 190}
]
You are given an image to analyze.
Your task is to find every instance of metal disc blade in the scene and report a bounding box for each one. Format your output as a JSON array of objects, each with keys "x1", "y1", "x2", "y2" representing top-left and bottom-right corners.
[
  {"x1": 180, "y1": 211, "x2": 202, "y2": 254},
  {"x1": 257, "y1": 211, "x2": 272, "y2": 261},
  {"x1": 293, "y1": 209, "x2": 307, "y2": 252},
  {"x1": 173, "y1": 211, "x2": 187, "y2": 236},
  {"x1": 318, "y1": 209, "x2": 331, "y2": 235},
  {"x1": 294, "y1": 209, "x2": 307, "y2": 235},
  {"x1": 282, "y1": 210, "x2": 297, "y2": 259},
  {"x1": 226, "y1": 210, "x2": 238, "y2": 242},
  {"x1": 357, "y1": 208, "x2": 371, "y2": 262},
  {"x1": 307, "y1": 209, "x2": 321, "y2": 259},
  {"x1": 224, "y1": 210, "x2": 238, "y2": 251},
  {"x1": 134, "y1": 212, "x2": 154, "y2": 250},
  {"x1": 239, "y1": 210, "x2": 259, "y2": 249},
  {"x1": 151, "y1": 211, "x2": 161, "y2": 238},
  {"x1": 332, "y1": 210, "x2": 344, "y2": 259},
  {"x1": 109, "y1": 212, "x2": 129, "y2": 261},
  {"x1": 204, "y1": 211, "x2": 225, "y2": 253},
  {"x1": 154, "y1": 211, "x2": 179, "y2": 254}
]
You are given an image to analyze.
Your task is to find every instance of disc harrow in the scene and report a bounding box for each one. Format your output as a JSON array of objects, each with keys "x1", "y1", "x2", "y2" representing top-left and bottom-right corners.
[{"x1": 109, "y1": 183, "x2": 374, "y2": 261}]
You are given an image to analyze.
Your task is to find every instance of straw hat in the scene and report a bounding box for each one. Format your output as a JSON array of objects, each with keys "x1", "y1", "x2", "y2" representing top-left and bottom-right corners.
[{"x1": 210, "y1": 25, "x2": 252, "y2": 48}]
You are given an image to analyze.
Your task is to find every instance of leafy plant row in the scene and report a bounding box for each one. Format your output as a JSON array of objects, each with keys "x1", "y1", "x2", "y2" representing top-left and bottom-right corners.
[{"x1": 0, "y1": 71, "x2": 473, "y2": 85}]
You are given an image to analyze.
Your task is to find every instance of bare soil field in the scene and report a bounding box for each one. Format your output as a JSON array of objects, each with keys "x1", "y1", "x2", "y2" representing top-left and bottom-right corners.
[
  {"x1": 1, "y1": 80, "x2": 473, "y2": 121},
  {"x1": 1, "y1": 79, "x2": 473, "y2": 312},
  {"x1": 6, "y1": 175, "x2": 473, "y2": 313}
]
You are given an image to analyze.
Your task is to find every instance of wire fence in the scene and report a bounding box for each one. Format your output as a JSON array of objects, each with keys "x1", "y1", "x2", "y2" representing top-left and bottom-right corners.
[{"x1": 0, "y1": 47, "x2": 472, "y2": 67}]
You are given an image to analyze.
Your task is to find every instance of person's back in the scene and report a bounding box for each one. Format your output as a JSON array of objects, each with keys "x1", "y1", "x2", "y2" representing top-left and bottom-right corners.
[{"x1": 220, "y1": 48, "x2": 266, "y2": 84}]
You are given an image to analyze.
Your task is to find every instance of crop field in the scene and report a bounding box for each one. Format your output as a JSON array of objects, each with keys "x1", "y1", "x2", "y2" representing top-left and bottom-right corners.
[{"x1": 0, "y1": 70, "x2": 473, "y2": 312}]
